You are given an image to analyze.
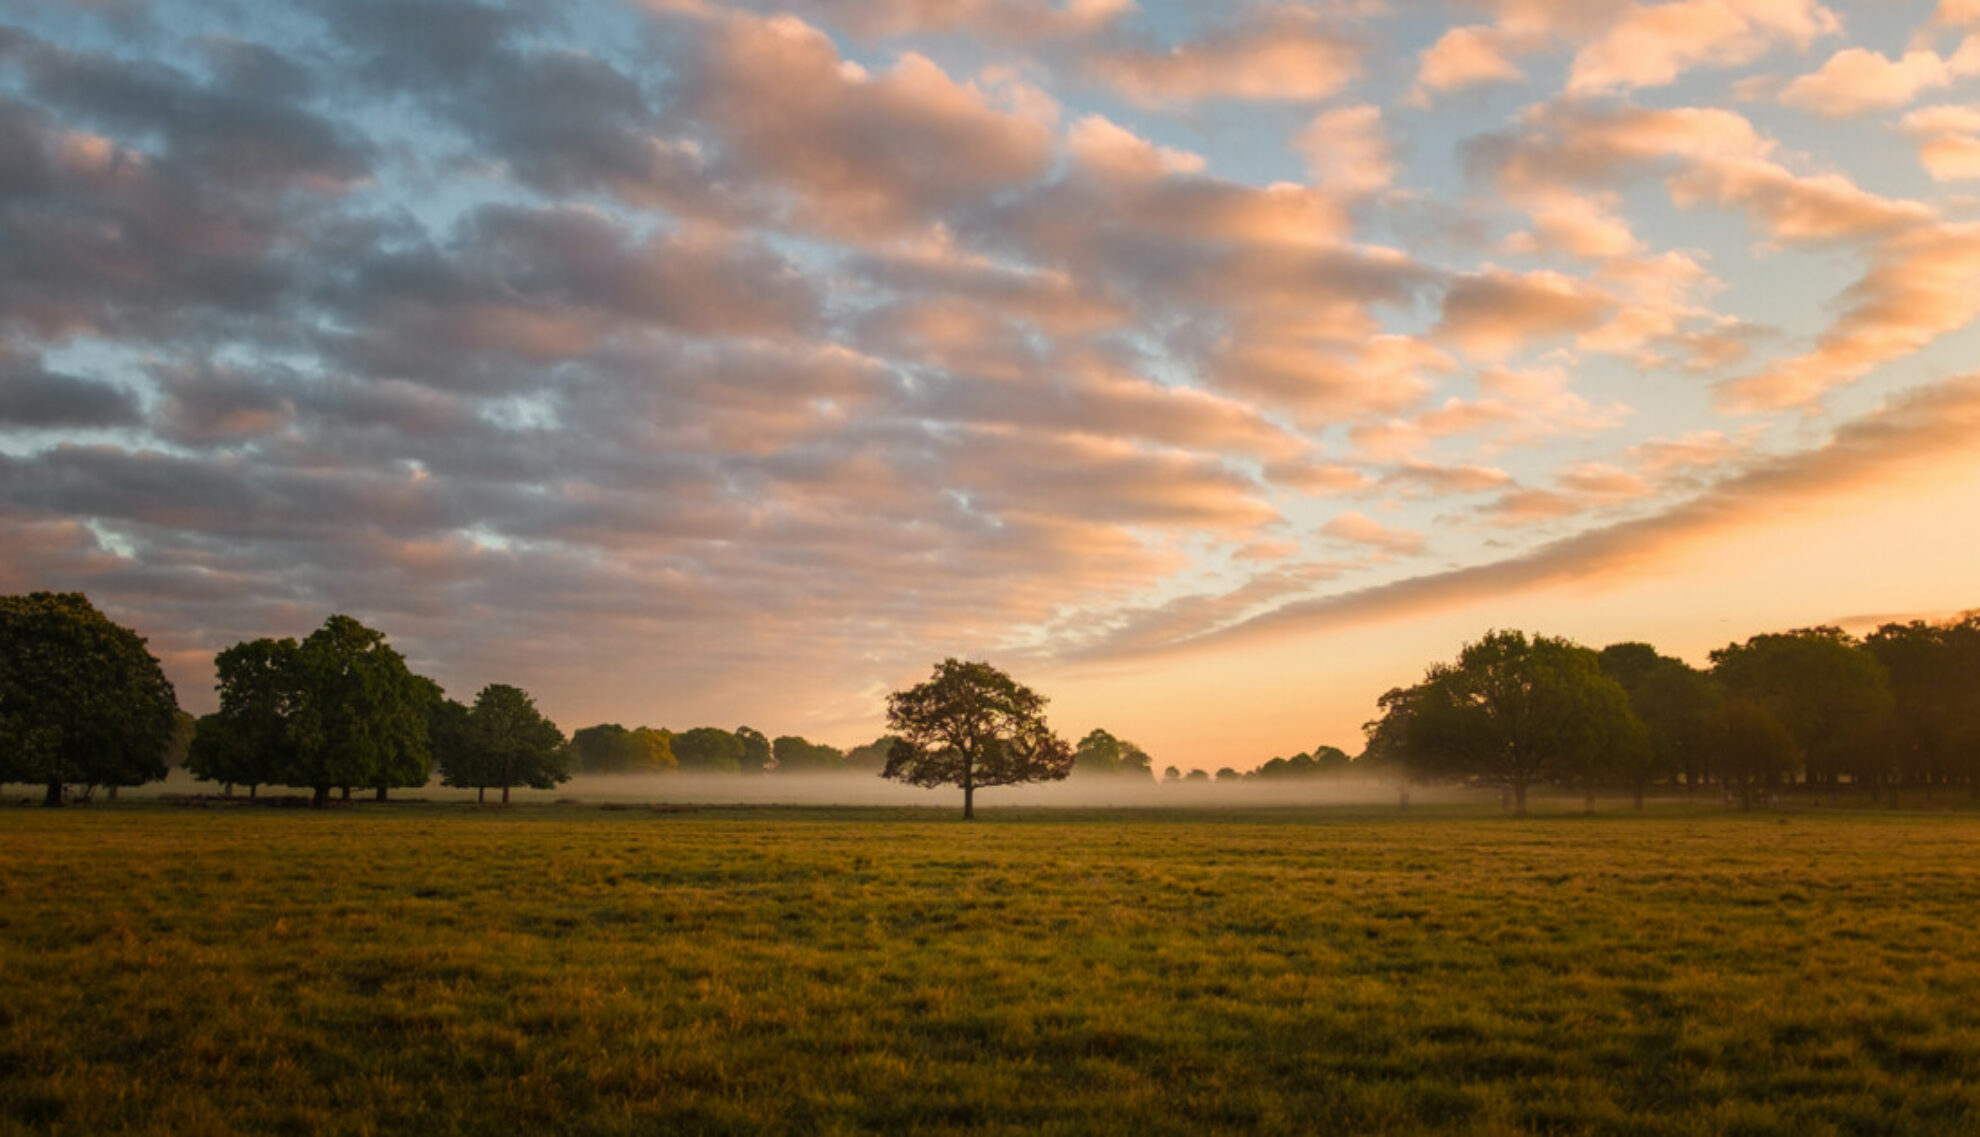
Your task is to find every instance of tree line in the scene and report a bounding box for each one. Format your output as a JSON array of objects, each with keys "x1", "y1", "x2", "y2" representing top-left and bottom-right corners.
[
  {"x1": 6, "y1": 590, "x2": 1977, "y2": 814},
  {"x1": 1363, "y1": 619, "x2": 1980, "y2": 813}
]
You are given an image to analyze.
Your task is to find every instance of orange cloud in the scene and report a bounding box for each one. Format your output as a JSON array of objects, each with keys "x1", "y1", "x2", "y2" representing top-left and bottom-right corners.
[
  {"x1": 1778, "y1": 44, "x2": 1980, "y2": 117},
  {"x1": 1717, "y1": 221, "x2": 1980, "y2": 411},
  {"x1": 1092, "y1": 8, "x2": 1360, "y2": 105},
  {"x1": 1322, "y1": 510, "x2": 1427, "y2": 555},
  {"x1": 1568, "y1": 0, "x2": 1840, "y2": 94},
  {"x1": 1901, "y1": 104, "x2": 1980, "y2": 181},
  {"x1": 1078, "y1": 375, "x2": 1980, "y2": 659},
  {"x1": 1436, "y1": 267, "x2": 1614, "y2": 360}
]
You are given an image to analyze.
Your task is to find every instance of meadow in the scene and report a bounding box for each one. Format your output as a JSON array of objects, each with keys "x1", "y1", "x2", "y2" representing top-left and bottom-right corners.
[{"x1": 4, "y1": 803, "x2": 1980, "y2": 1135}]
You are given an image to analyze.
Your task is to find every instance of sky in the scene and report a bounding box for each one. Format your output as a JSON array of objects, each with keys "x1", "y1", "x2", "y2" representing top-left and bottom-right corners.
[{"x1": 2, "y1": 0, "x2": 1979, "y2": 773}]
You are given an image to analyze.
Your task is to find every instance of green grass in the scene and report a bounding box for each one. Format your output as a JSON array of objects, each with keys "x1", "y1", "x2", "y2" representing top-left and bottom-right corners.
[{"x1": 4, "y1": 804, "x2": 1980, "y2": 1134}]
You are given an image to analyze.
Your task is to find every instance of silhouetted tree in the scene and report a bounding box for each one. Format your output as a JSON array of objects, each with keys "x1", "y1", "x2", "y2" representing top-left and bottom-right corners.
[
  {"x1": 438, "y1": 684, "x2": 567, "y2": 803},
  {"x1": 1867, "y1": 617, "x2": 1980, "y2": 797},
  {"x1": 1215, "y1": 767, "x2": 1240, "y2": 782},
  {"x1": 1708, "y1": 698, "x2": 1800, "y2": 810},
  {"x1": 1599, "y1": 643, "x2": 1719, "y2": 806},
  {"x1": 1711, "y1": 628, "x2": 1891, "y2": 797},
  {"x1": 882, "y1": 659, "x2": 1072, "y2": 819},
  {"x1": 1366, "y1": 629, "x2": 1646, "y2": 815},
  {"x1": 0, "y1": 592, "x2": 179, "y2": 806},
  {"x1": 1071, "y1": 729, "x2": 1154, "y2": 778}
]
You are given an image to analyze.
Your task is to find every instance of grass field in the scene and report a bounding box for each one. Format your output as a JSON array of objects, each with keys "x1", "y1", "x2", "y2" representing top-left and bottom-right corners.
[{"x1": 4, "y1": 803, "x2": 1980, "y2": 1135}]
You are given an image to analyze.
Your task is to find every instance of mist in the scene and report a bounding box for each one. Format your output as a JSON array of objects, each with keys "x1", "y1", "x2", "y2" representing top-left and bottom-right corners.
[{"x1": 107, "y1": 769, "x2": 1484, "y2": 810}]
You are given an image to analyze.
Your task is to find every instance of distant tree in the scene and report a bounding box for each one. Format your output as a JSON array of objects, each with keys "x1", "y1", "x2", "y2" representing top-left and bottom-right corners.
[
  {"x1": 1309, "y1": 745, "x2": 1353, "y2": 776},
  {"x1": 1163, "y1": 765, "x2": 1180, "y2": 783},
  {"x1": 772, "y1": 734, "x2": 846, "y2": 773},
  {"x1": 1215, "y1": 767, "x2": 1240, "y2": 782},
  {"x1": 1366, "y1": 630, "x2": 1647, "y2": 815},
  {"x1": 735, "y1": 726, "x2": 772, "y2": 774},
  {"x1": 438, "y1": 684, "x2": 568, "y2": 803},
  {"x1": 1184, "y1": 768, "x2": 1209, "y2": 782},
  {"x1": 1072, "y1": 728, "x2": 1123, "y2": 776},
  {"x1": 1866, "y1": 617, "x2": 1980, "y2": 797},
  {"x1": 881, "y1": 659, "x2": 1072, "y2": 820},
  {"x1": 163, "y1": 710, "x2": 196, "y2": 767},
  {"x1": 1711, "y1": 628, "x2": 1892, "y2": 796},
  {"x1": 1118, "y1": 740, "x2": 1154, "y2": 779},
  {"x1": 1708, "y1": 698, "x2": 1801, "y2": 811},
  {"x1": 0, "y1": 592, "x2": 179, "y2": 806},
  {"x1": 1071, "y1": 729, "x2": 1155, "y2": 778},
  {"x1": 569, "y1": 723, "x2": 676, "y2": 774},
  {"x1": 673, "y1": 727, "x2": 745, "y2": 772},
  {"x1": 843, "y1": 735, "x2": 897, "y2": 773}
]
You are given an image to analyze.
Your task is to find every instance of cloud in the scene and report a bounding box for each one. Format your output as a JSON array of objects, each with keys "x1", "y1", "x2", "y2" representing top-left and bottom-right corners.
[
  {"x1": 667, "y1": 12, "x2": 1058, "y2": 240},
  {"x1": 1090, "y1": 7, "x2": 1361, "y2": 105},
  {"x1": 1076, "y1": 375, "x2": 1980, "y2": 658},
  {"x1": 1322, "y1": 510, "x2": 1426, "y2": 555},
  {"x1": 1717, "y1": 221, "x2": 1980, "y2": 411},
  {"x1": 1412, "y1": 24, "x2": 1525, "y2": 100},
  {"x1": 0, "y1": 349, "x2": 141, "y2": 429},
  {"x1": 1901, "y1": 104, "x2": 1980, "y2": 181},
  {"x1": 1294, "y1": 104, "x2": 1395, "y2": 198},
  {"x1": 1778, "y1": 42, "x2": 1980, "y2": 117},
  {"x1": 1567, "y1": 0, "x2": 1841, "y2": 94},
  {"x1": 1436, "y1": 267, "x2": 1614, "y2": 359}
]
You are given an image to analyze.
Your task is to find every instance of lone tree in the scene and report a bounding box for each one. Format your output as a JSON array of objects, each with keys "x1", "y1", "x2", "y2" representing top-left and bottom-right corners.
[
  {"x1": 0, "y1": 592, "x2": 179, "y2": 806},
  {"x1": 882, "y1": 659, "x2": 1072, "y2": 819},
  {"x1": 437, "y1": 683, "x2": 568, "y2": 803}
]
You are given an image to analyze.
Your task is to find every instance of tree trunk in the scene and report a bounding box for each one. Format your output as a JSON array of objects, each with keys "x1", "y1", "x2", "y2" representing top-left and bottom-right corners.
[
  {"x1": 313, "y1": 784, "x2": 330, "y2": 809},
  {"x1": 1512, "y1": 781, "x2": 1528, "y2": 817},
  {"x1": 248, "y1": 784, "x2": 257, "y2": 800},
  {"x1": 375, "y1": 785, "x2": 388, "y2": 802},
  {"x1": 477, "y1": 786, "x2": 485, "y2": 804},
  {"x1": 963, "y1": 782, "x2": 975, "y2": 820},
  {"x1": 501, "y1": 783, "x2": 511, "y2": 805},
  {"x1": 106, "y1": 785, "x2": 118, "y2": 801},
  {"x1": 223, "y1": 782, "x2": 234, "y2": 798},
  {"x1": 42, "y1": 781, "x2": 63, "y2": 808},
  {"x1": 340, "y1": 785, "x2": 351, "y2": 802},
  {"x1": 1633, "y1": 782, "x2": 1645, "y2": 811}
]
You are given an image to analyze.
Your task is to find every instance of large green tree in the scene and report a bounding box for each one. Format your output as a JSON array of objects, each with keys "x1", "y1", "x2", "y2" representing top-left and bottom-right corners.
[
  {"x1": 1708, "y1": 698, "x2": 1801, "y2": 811},
  {"x1": 437, "y1": 684, "x2": 568, "y2": 803},
  {"x1": 1710, "y1": 628, "x2": 1892, "y2": 796},
  {"x1": 0, "y1": 592, "x2": 179, "y2": 806},
  {"x1": 190, "y1": 616, "x2": 432, "y2": 806},
  {"x1": 883, "y1": 659, "x2": 1072, "y2": 819},
  {"x1": 1365, "y1": 630, "x2": 1647, "y2": 815}
]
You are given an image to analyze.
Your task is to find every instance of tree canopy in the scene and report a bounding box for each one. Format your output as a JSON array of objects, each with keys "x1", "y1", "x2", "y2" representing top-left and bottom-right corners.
[
  {"x1": 0, "y1": 592, "x2": 180, "y2": 805},
  {"x1": 189, "y1": 616, "x2": 433, "y2": 805},
  {"x1": 673, "y1": 727, "x2": 746, "y2": 772},
  {"x1": 1710, "y1": 628, "x2": 1892, "y2": 793},
  {"x1": 436, "y1": 684, "x2": 568, "y2": 803},
  {"x1": 1366, "y1": 630, "x2": 1646, "y2": 815},
  {"x1": 883, "y1": 659, "x2": 1072, "y2": 819},
  {"x1": 568, "y1": 723, "x2": 676, "y2": 774},
  {"x1": 1071, "y1": 729, "x2": 1154, "y2": 778}
]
